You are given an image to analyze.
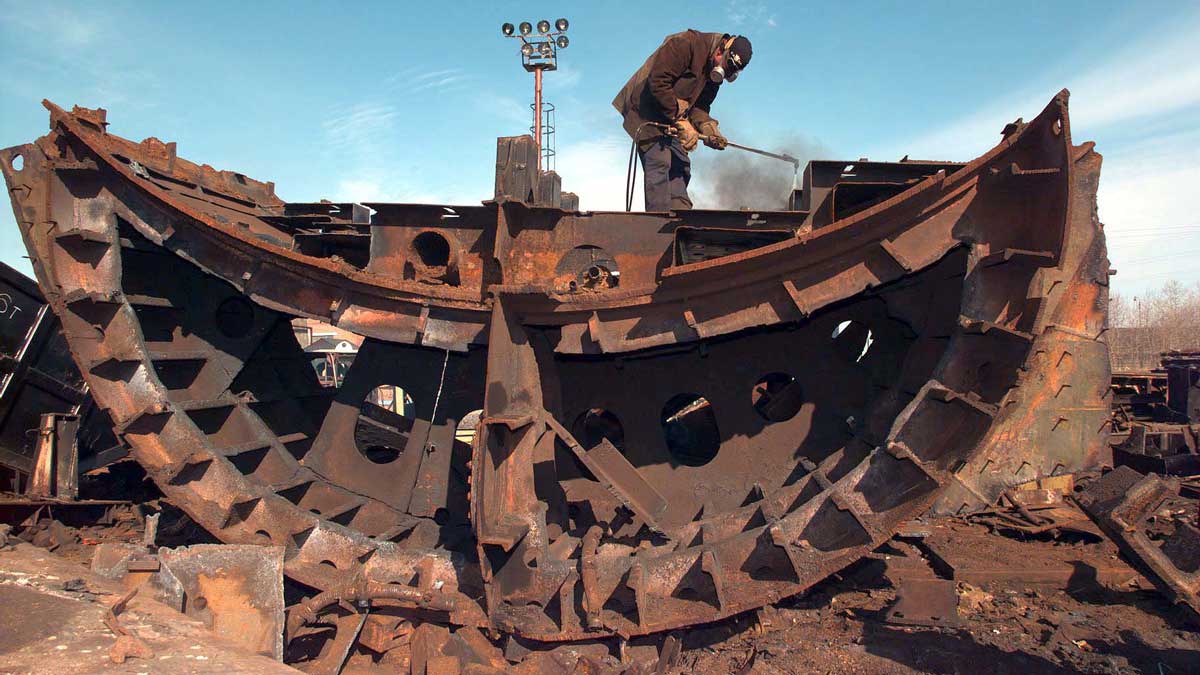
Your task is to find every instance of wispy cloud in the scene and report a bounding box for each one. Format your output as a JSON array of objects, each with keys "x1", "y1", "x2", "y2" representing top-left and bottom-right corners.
[
  {"x1": 385, "y1": 67, "x2": 473, "y2": 96},
  {"x1": 726, "y1": 0, "x2": 777, "y2": 30},
  {"x1": 865, "y1": 11, "x2": 1200, "y2": 295},
  {"x1": 321, "y1": 101, "x2": 398, "y2": 168},
  {"x1": 412, "y1": 74, "x2": 470, "y2": 94},
  {"x1": 1097, "y1": 124, "x2": 1200, "y2": 288},
  {"x1": 316, "y1": 67, "x2": 492, "y2": 208},
  {"x1": 0, "y1": 0, "x2": 102, "y2": 48},
  {"x1": 550, "y1": 63, "x2": 582, "y2": 89},
  {"x1": 872, "y1": 13, "x2": 1200, "y2": 161},
  {"x1": 329, "y1": 175, "x2": 474, "y2": 206},
  {"x1": 478, "y1": 71, "x2": 592, "y2": 138},
  {"x1": 0, "y1": 1, "x2": 159, "y2": 109},
  {"x1": 414, "y1": 68, "x2": 459, "y2": 82},
  {"x1": 485, "y1": 95, "x2": 533, "y2": 129},
  {"x1": 319, "y1": 95, "x2": 479, "y2": 205}
]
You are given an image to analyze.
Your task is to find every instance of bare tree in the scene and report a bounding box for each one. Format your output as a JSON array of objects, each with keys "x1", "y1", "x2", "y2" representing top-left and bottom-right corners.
[
  {"x1": 1109, "y1": 280, "x2": 1200, "y2": 370},
  {"x1": 1109, "y1": 293, "x2": 1131, "y2": 329}
]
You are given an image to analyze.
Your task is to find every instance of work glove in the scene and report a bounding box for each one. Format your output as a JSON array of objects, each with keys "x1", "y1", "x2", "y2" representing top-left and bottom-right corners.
[
  {"x1": 698, "y1": 120, "x2": 728, "y2": 150},
  {"x1": 673, "y1": 119, "x2": 700, "y2": 152}
]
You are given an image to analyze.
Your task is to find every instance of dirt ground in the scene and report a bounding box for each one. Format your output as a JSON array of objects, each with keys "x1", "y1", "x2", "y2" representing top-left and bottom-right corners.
[
  {"x1": 676, "y1": 520, "x2": 1199, "y2": 675},
  {"x1": 1, "y1": 479, "x2": 1197, "y2": 674}
]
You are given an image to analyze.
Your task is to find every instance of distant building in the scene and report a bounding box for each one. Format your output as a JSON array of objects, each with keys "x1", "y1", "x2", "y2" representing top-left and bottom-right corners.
[
  {"x1": 294, "y1": 319, "x2": 411, "y2": 415},
  {"x1": 292, "y1": 317, "x2": 364, "y2": 350}
]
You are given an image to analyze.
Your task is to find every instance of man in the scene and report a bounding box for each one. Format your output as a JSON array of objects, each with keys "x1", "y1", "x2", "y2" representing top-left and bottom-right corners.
[{"x1": 613, "y1": 31, "x2": 752, "y2": 211}]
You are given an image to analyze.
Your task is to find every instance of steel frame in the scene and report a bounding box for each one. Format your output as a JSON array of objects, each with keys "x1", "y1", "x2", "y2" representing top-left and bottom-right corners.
[{"x1": 2, "y1": 92, "x2": 1109, "y2": 641}]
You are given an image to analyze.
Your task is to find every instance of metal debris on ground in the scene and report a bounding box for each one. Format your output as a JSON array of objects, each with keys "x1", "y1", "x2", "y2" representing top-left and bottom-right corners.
[
  {"x1": 965, "y1": 485, "x2": 1104, "y2": 540},
  {"x1": 156, "y1": 544, "x2": 287, "y2": 659},
  {"x1": 918, "y1": 519, "x2": 1142, "y2": 590},
  {"x1": 0, "y1": 538, "x2": 299, "y2": 672},
  {"x1": 1077, "y1": 465, "x2": 1200, "y2": 617},
  {"x1": 104, "y1": 587, "x2": 155, "y2": 663},
  {"x1": 884, "y1": 577, "x2": 962, "y2": 628},
  {"x1": 1110, "y1": 350, "x2": 1200, "y2": 476},
  {"x1": 92, "y1": 541, "x2": 287, "y2": 659}
]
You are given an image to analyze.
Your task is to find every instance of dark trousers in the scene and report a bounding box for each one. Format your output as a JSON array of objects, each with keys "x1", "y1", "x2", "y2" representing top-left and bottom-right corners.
[{"x1": 639, "y1": 137, "x2": 692, "y2": 212}]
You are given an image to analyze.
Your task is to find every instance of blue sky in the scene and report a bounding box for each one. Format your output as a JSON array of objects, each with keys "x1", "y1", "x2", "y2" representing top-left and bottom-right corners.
[{"x1": 1, "y1": 1, "x2": 1197, "y2": 297}]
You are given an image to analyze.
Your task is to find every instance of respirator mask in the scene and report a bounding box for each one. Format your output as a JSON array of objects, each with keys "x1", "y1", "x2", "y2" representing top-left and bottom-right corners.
[{"x1": 709, "y1": 49, "x2": 743, "y2": 83}]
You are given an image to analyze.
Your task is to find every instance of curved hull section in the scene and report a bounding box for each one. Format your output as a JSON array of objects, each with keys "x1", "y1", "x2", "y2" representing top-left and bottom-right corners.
[{"x1": 1, "y1": 92, "x2": 1109, "y2": 640}]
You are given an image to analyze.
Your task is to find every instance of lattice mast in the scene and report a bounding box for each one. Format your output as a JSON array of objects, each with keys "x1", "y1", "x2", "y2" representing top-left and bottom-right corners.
[{"x1": 501, "y1": 18, "x2": 570, "y2": 172}]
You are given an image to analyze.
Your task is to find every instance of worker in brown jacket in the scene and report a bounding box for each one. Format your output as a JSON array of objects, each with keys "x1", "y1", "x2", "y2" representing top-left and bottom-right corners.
[{"x1": 613, "y1": 30, "x2": 752, "y2": 211}]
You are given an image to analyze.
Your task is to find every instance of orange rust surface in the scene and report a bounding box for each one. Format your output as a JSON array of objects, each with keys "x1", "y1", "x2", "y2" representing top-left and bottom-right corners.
[{"x1": 196, "y1": 572, "x2": 278, "y2": 658}]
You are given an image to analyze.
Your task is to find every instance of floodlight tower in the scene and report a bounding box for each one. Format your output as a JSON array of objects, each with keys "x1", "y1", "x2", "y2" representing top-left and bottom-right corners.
[{"x1": 501, "y1": 18, "x2": 570, "y2": 172}]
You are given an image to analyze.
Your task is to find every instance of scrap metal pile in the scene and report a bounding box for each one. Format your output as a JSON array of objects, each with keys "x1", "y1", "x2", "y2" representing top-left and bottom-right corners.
[
  {"x1": 1110, "y1": 350, "x2": 1200, "y2": 475},
  {"x1": 0, "y1": 260, "x2": 121, "y2": 496},
  {"x1": 2, "y1": 91, "x2": 1119, "y2": 664}
]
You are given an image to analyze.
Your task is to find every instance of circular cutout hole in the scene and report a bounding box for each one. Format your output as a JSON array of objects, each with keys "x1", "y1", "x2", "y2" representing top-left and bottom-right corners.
[
  {"x1": 751, "y1": 372, "x2": 804, "y2": 422},
  {"x1": 572, "y1": 408, "x2": 625, "y2": 451},
  {"x1": 354, "y1": 384, "x2": 415, "y2": 464},
  {"x1": 361, "y1": 445, "x2": 400, "y2": 464},
  {"x1": 660, "y1": 393, "x2": 720, "y2": 467},
  {"x1": 255, "y1": 529, "x2": 273, "y2": 544},
  {"x1": 319, "y1": 559, "x2": 338, "y2": 570},
  {"x1": 413, "y1": 231, "x2": 450, "y2": 267},
  {"x1": 555, "y1": 245, "x2": 619, "y2": 291},
  {"x1": 215, "y1": 297, "x2": 255, "y2": 338},
  {"x1": 455, "y1": 409, "x2": 483, "y2": 444},
  {"x1": 831, "y1": 320, "x2": 874, "y2": 363},
  {"x1": 10, "y1": 154, "x2": 23, "y2": 171}
]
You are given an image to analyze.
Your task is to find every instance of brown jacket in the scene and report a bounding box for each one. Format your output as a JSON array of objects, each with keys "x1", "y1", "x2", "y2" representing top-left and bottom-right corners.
[{"x1": 612, "y1": 30, "x2": 725, "y2": 143}]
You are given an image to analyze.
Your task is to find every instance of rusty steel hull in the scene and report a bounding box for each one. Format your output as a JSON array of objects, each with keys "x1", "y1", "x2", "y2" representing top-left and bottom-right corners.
[{"x1": 2, "y1": 92, "x2": 1109, "y2": 641}]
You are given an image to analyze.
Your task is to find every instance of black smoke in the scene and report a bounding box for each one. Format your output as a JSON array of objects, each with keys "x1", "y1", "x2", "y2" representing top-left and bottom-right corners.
[{"x1": 691, "y1": 134, "x2": 827, "y2": 210}]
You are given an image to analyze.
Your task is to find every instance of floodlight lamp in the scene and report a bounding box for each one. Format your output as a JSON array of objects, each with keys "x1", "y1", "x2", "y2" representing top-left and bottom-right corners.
[
  {"x1": 519, "y1": 21, "x2": 532, "y2": 36},
  {"x1": 502, "y1": 23, "x2": 514, "y2": 36},
  {"x1": 537, "y1": 19, "x2": 551, "y2": 34},
  {"x1": 521, "y1": 43, "x2": 534, "y2": 56},
  {"x1": 556, "y1": 35, "x2": 569, "y2": 49},
  {"x1": 555, "y1": 18, "x2": 569, "y2": 31},
  {"x1": 540, "y1": 43, "x2": 553, "y2": 57}
]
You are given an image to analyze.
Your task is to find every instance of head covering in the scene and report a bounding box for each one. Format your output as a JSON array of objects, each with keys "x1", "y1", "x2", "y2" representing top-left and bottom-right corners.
[{"x1": 727, "y1": 35, "x2": 752, "y2": 72}]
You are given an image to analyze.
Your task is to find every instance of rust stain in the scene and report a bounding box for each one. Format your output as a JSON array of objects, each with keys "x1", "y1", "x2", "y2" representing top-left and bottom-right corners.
[{"x1": 1, "y1": 90, "x2": 1109, "y2": 644}]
